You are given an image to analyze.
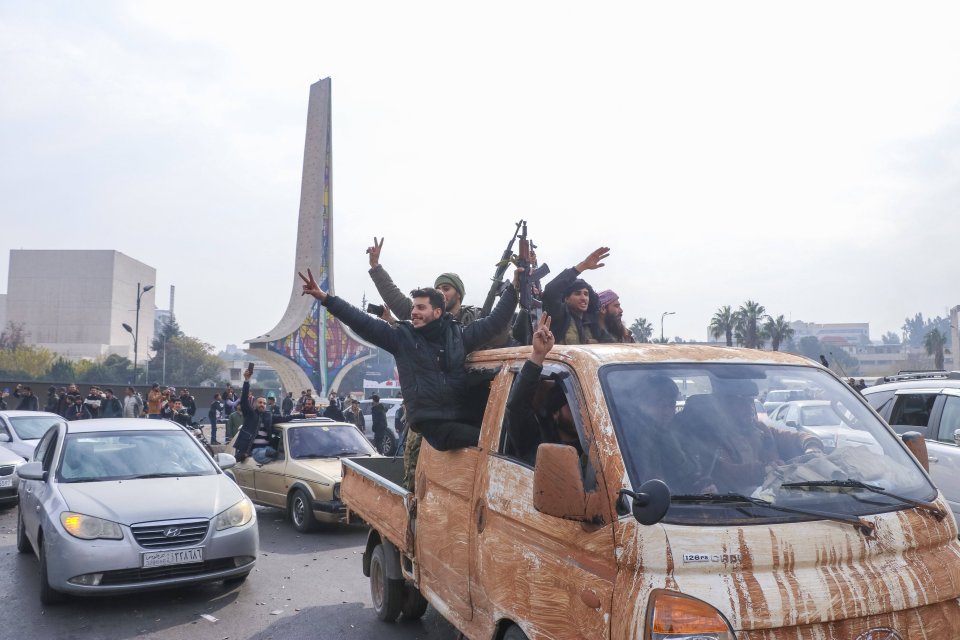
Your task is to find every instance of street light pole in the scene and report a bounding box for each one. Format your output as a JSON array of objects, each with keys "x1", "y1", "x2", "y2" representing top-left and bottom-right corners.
[
  {"x1": 123, "y1": 283, "x2": 154, "y2": 384},
  {"x1": 660, "y1": 311, "x2": 676, "y2": 343}
]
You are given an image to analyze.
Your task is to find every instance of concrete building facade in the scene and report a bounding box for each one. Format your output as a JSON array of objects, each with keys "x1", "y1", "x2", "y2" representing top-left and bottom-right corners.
[{"x1": 5, "y1": 249, "x2": 156, "y2": 361}]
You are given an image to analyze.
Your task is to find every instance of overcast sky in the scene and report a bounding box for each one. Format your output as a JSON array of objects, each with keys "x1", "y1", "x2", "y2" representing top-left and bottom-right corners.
[{"x1": 2, "y1": 1, "x2": 959, "y2": 352}]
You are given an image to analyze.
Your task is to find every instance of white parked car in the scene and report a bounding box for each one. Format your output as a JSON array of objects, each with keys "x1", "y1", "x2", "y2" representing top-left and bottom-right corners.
[
  {"x1": 769, "y1": 400, "x2": 882, "y2": 454},
  {"x1": 0, "y1": 411, "x2": 67, "y2": 460}
]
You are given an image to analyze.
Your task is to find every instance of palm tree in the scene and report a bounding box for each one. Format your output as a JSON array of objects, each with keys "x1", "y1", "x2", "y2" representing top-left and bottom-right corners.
[
  {"x1": 629, "y1": 317, "x2": 654, "y2": 343},
  {"x1": 924, "y1": 328, "x2": 947, "y2": 370},
  {"x1": 709, "y1": 306, "x2": 736, "y2": 346},
  {"x1": 764, "y1": 315, "x2": 794, "y2": 352},
  {"x1": 736, "y1": 300, "x2": 766, "y2": 349}
]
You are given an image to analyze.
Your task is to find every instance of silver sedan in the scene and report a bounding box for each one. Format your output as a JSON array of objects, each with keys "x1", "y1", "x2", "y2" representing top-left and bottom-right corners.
[
  {"x1": 16, "y1": 419, "x2": 258, "y2": 604},
  {"x1": 0, "y1": 445, "x2": 25, "y2": 505}
]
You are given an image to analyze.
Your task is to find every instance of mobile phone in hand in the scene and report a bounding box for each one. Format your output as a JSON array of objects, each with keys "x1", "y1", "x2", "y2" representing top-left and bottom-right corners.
[
  {"x1": 367, "y1": 303, "x2": 385, "y2": 316},
  {"x1": 246, "y1": 362, "x2": 255, "y2": 376}
]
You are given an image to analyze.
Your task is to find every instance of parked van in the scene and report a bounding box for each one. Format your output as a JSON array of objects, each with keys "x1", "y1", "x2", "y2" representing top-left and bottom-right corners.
[{"x1": 342, "y1": 344, "x2": 960, "y2": 639}]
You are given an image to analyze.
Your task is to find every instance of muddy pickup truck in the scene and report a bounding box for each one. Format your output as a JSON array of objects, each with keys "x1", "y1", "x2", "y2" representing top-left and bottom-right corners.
[{"x1": 341, "y1": 344, "x2": 960, "y2": 639}]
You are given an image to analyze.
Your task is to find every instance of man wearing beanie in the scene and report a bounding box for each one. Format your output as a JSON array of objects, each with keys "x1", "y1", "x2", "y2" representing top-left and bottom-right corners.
[
  {"x1": 542, "y1": 246, "x2": 616, "y2": 345},
  {"x1": 364, "y1": 237, "x2": 480, "y2": 325},
  {"x1": 299, "y1": 266, "x2": 518, "y2": 451},
  {"x1": 597, "y1": 289, "x2": 634, "y2": 343}
]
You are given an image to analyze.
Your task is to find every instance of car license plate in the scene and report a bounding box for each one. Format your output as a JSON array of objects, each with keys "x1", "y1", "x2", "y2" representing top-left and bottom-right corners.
[
  {"x1": 0, "y1": 478, "x2": 11, "y2": 488},
  {"x1": 141, "y1": 547, "x2": 204, "y2": 568}
]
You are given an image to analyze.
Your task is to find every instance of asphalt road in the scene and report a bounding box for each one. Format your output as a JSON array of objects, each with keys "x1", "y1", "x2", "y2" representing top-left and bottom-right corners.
[{"x1": 0, "y1": 502, "x2": 458, "y2": 640}]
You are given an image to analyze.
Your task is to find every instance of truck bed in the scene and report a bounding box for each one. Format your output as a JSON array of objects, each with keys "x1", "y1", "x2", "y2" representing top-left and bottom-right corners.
[{"x1": 341, "y1": 456, "x2": 413, "y2": 553}]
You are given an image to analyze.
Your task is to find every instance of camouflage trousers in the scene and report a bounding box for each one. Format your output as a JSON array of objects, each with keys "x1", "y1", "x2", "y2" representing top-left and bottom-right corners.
[{"x1": 402, "y1": 429, "x2": 422, "y2": 491}]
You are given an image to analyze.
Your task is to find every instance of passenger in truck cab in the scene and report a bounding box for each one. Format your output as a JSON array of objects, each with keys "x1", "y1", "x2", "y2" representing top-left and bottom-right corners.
[{"x1": 504, "y1": 315, "x2": 586, "y2": 466}]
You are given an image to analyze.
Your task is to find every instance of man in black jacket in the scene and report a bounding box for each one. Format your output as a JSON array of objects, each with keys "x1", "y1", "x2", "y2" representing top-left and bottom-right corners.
[
  {"x1": 99, "y1": 389, "x2": 123, "y2": 418},
  {"x1": 13, "y1": 385, "x2": 40, "y2": 411},
  {"x1": 300, "y1": 267, "x2": 518, "y2": 451},
  {"x1": 233, "y1": 368, "x2": 299, "y2": 462}
]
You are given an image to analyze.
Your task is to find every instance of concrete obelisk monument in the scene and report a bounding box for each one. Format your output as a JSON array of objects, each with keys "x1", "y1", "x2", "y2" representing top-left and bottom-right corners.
[{"x1": 246, "y1": 78, "x2": 373, "y2": 394}]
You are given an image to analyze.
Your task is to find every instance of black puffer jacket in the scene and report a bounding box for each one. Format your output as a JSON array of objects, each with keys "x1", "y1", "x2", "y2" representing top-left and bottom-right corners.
[
  {"x1": 542, "y1": 266, "x2": 612, "y2": 344},
  {"x1": 322, "y1": 286, "x2": 517, "y2": 425}
]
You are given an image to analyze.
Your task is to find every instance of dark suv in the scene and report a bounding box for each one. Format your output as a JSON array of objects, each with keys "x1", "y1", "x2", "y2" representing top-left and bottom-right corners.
[{"x1": 863, "y1": 371, "x2": 960, "y2": 519}]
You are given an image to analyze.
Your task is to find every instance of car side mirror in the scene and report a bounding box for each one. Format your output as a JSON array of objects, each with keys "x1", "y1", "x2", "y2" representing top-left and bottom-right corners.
[
  {"x1": 532, "y1": 443, "x2": 605, "y2": 524},
  {"x1": 901, "y1": 431, "x2": 929, "y2": 472},
  {"x1": 954, "y1": 429, "x2": 960, "y2": 447},
  {"x1": 215, "y1": 452, "x2": 237, "y2": 470},
  {"x1": 785, "y1": 420, "x2": 799, "y2": 429},
  {"x1": 0, "y1": 432, "x2": 10, "y2": 443},
  {"x1": 18, "y1": 461, "x2": 46, "y2": 481}
]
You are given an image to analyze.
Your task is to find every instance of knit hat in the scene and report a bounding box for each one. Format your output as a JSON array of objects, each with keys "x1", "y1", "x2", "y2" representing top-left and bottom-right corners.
[
  {"x1": 434, "y1": 272, "x2": 465, "y2": 300},
  {"x1": 563, "y1": 278, "x2": 590, "y2": 298},
  {"x1": 597, "y1": 289, "x2": 619, "y2": 308}
]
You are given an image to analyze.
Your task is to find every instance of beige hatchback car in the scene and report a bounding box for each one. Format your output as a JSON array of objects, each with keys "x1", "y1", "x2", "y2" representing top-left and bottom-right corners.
[{"x1": 230, "y1": 418, "x2": 380, "y2": 532}]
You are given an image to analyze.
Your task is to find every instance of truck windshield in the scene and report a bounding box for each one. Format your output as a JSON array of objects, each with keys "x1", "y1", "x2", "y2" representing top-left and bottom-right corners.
[{"x1": 600, "y1": 363, "x2": 936, "y2": 525}]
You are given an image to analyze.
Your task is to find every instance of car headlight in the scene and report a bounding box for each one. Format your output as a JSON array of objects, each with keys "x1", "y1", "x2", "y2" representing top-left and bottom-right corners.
[
  {"x1": 646, "y1": 590, "x2": 736, "y2": 639},
  {"x1": 333, "y1": 482, "x2": 341, "y2": 501},
  {"x1": 216, "y1": 497, "x2": 255, "y2": 531},
  {"x1": 60, "y1": 512, "x2": 124, "y2": 540}
]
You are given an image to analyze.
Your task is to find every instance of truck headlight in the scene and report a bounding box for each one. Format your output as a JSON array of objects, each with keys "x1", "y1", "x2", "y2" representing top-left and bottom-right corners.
[
  {"x1": 216, "y1": 497, "x2": 255, "y2": 530},
  {"x1": 646, "y1": 590, "x2": 736, "y2": 639},
  {"x1": 333, "y1": 482, "x2": 341, "y2": 501},
  {"x1": 60, "y1": 512, "x2": 123, "y2": 540}
]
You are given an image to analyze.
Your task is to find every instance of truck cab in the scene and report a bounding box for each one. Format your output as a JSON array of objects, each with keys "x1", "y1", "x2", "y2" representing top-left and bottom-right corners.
[{"x1": 343, "y1": 344, "x2": 960, "y2": 639}]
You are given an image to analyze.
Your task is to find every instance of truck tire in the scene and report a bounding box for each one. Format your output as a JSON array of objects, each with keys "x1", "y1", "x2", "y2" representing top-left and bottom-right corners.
[
  {"x1": 504, "y1": 625, "x2": 530, "y2": 640},
  {"x1": 400, "y1": 585, "x2": 428, "y2": 620},
  {"x1": 288, "y1": 488, "x2": 318, "y2": 533},
  {"x1": 370, "y1": 544, "x2": 404, "y2": 622}
]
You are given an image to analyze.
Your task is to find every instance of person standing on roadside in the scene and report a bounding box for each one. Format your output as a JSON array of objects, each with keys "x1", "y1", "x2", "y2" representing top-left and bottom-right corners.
[
  {"x1": 179, "y1": 389, "x2": 197, "y2": 419},
  {"x1": 208, "y1": 393, "x2": 224, "y2": 444},
  {"x1": 100, "y1": 389, "x2": 123, "y2": 418},
  {"x1": 344, "y1": 399, "x2": 365, "y2": 431},
  {"x1": 13, "y1": 385, "x2": 39, "y2": 411},
  {"x1": 281, "y1": 391, "x2": 294, "y2": 416},
  {"x1": 147, "y1": 383, "x2": 163, "y2": 419},
  {"x1": 65, "y1": 395, "x2": 92, "y2": 421},
  {"x1": 123, "y1": 386, "x2": 143, "y2": 418},
  {"x1": 44, "y1": 386, "x2": 60, "y2": 413}
]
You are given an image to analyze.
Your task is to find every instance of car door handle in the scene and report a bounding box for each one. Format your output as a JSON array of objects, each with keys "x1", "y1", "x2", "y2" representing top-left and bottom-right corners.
[{"x1": 928, "y1": 456, "x2": 939, "y2": 463}]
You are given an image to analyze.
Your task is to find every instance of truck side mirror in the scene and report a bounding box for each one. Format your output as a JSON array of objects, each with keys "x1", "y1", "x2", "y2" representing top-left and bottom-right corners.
[
  {"x1": 532, "y1": 443, "x2": 605, "y2": 524},
  {"x1": 901, "y1": 431, "x2": 929, "y2": 472}
]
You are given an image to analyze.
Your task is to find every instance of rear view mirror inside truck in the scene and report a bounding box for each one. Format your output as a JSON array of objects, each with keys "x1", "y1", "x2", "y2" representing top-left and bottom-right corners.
[{"x1": 532, "y1": 443, "x2": 605, "y2": 523}]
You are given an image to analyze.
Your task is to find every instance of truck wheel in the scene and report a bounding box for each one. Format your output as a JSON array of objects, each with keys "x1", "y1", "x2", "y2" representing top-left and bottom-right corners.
[
  {"x1": 400, "y1": 585, "x2": 428, "y2": 620},
  {"x1": 38, "y1": 536, "x2": 66, "y2": 605},
  {"x1": 503, "y1": 625, "x2": 530, "y2": 640},
  {"x1": 370, "y1": 544, "x2": 404, "y2": 622},
  {"x1": 17, "y1": 508, "x2": 31, "y2": 553},
  {"x1": 289, "y1": 488, "x2": 318, "y2": 533}
]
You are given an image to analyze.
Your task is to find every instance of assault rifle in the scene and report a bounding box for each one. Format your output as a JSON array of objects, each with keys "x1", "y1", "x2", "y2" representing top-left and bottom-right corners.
[
  {"x1": 514, "y1": 222, "x2": 550, "y2": 345},
  {"x1": 481, "y1": 219, "x2": 524, "y2": 317}
]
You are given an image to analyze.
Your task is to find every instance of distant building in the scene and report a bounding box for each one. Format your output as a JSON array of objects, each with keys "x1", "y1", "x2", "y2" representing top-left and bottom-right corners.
[
  {"x1": 789, "y1": 321, "x2": 870, "y2": 352},
  {"x1": 4, "y1": 249, "x2": 156, "y2": 361}
]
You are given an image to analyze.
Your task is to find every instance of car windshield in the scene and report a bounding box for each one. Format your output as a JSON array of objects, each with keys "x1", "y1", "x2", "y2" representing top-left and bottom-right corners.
[
  {"x1": 287, "y1": 425, "x2": 377, "y2": 459},
  {"x1": 58, "y1": 430, "x2": 217, "y2": 482},
  {"x1": 10, "y1": 415, "x2": 66, "y2": 440},
  {"x1": 601, "y1": 363, "x2": 936, "y2": 525}
]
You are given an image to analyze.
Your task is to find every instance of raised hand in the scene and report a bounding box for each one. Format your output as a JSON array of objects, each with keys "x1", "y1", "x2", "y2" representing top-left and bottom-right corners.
[
  {"x1": 366, "y1": 237, "x2": 384, "y2": 268},
  {"x1": 298, "y1": 269, "x2": 327, "y2": 302},
  {"x1": 576, "y1": 246, "x2": 611, "y2": 272},
  {"x1": 531, "y1": 314, "x2": 554, "y2": 365}
]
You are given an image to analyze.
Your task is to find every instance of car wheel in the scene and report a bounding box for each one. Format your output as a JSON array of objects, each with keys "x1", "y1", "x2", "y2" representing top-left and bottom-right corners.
[
  {"x1": 378, "y1": 431, "x2": 398, "y2": 456},
  {"x1": 399, "y1": 585, "x2": 428, "y2": 621},
  {"x1": 370, "y1": 544, "x2": 404, "y2": 622},
  {"x1": 17, "y1": 508, "x2": 31, "y2": 554},
  {"x1": 504, "y1": 624, "x2": 530, "y2": 640},
  {"x1": 223, "y1": 571, "x2": 250, "y2": 587},
  {"x1": 38, "y1": 536, "x2": 65, "y2": 605},
  {"x1": 288, "y1": 488, "x2": 318, "y2": 533}
]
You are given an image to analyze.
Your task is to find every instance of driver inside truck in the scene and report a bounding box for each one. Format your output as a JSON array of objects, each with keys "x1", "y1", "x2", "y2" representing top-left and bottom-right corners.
[{"x1": 675, "y1": 380, "x2": 824, "y2": 494}]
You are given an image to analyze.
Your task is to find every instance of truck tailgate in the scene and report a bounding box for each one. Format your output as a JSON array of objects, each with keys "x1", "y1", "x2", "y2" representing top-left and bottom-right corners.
[{"x1": 341, "y1": 457, "x2": 413, "y2": 553}]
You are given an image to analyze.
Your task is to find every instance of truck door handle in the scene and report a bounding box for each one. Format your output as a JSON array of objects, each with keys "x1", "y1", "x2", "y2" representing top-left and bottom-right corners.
[{"x1": 476, "y1": 504, "x2": 486, "y2": 534}]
